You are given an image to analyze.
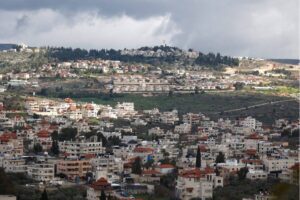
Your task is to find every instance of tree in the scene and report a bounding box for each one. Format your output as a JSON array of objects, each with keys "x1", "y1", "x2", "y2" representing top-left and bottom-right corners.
[
  {"x1": 40, "y1": 189, "x2": 48, "y2": 200},
  {"x1": 32, "y1": 113, "x2": 40, "y2": 119},
  {"x1": 194, "y1": 86, "x2": 199, "y2": 94},
  {"x1": 233, "y1": 82, "x2": 245, "y2": 90},
  {"x1": 50, "y1": 141, "x2": 59, "y2": 156},
  {"x1": 33, "y1": 143, "x2": 43, "y2": 154},
  {"x1": 238, "y1": 167, "x2": 249, "y2": 180},
  {"x1": 58, "y1": 127, "x2": 77, "y2": 141},
  {"x1": 51, "y1": 130, "x2": 59, "y2": 141},
  {"x1": 215, "y1": 152, "x2": 225, "y2": 164},
  {"x1": 100, "y1": 190, "x2": 106, "y2": 200},
  {"x1": 0, "y1": 168, "x2": 15, "y2": 195},
  {"x1": 144, "y1": 159, "x2": 154, "y2": 169},
  {"x1": 107, "y1": 136, "x2": 121, "y2": 146},
  {"x1": 132, "y1": 157, "x2": 142, "y2": 175},
  {"x1": 195, "y1": 146, "x2": 201, "y2": 168}
]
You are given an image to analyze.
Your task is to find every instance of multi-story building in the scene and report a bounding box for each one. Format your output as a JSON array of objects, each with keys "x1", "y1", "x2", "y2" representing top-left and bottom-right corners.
[
  {"x1": 35, "y1": 130, "x2": 52, "y2": 151},
  {"x1": 90, "y1": 154, "x2": 123, "y2": 175},
  {"x1": 240, "y1": 116, "x2": 262, "y2": 130},
  {"x1": 174, "y1": 123, "x2": 192, "y2": 134},
  {"x1": 132, "y1": 147, "x2": 154, "y2": 164},
  {"x1": 183, "y1": 113, "x2": 202, "y2": 125},
  {"x1": 0, "y1": 138, "x2": 23, "y2": 157},
  {"x1": 176, "y1": 168, "x2": 223, "y2": 200},
  {"x1": 0, "y1": 157, "x2": 27, "y2": 173},
  {"x1": 263, "y1": 157, "x2": 298, "y2": 173},
  {"x1": 86, "y1": 177, "x2": 113, "y2": 200},
  {"x1": 57, "y1": 159, "x2": 92, "y2": 180},
  {"x1": 279, "y1": 163, "x2": 299, "y2": 185},
  {"x1": 246, "y1": 169, "x2": 268, "y2": 180},
  {"x1": 27, "y1": 163, "x2": 55, "y2": 182},
  {"x1": 59, "y1": 140, "x2": 104, "y2": 158}
]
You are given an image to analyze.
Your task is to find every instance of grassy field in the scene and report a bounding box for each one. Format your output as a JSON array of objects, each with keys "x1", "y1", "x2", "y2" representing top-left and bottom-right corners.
[
  {"x1": 245, "y1": 86, "x2": 300, "y2": 96},
  {"x1": 75, "y1": 92, "x2": 299, "y2": 124}
]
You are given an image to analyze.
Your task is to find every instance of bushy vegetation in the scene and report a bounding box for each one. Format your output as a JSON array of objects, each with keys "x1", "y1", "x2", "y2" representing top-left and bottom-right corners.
[
  {"x1": 0, "y1": 168, "x2": 86, "y2": 200},
  {"x1": 0, "y1": 51, "x2": 49, "y2": 73},
  {"x1": 195, "y1": 52, "x2": 239, "y2": 69},
  {"x1": 213, "y1": 178, "x2": 299, "y2": 200},
  {"x1": 48, "y1": 46, "x2": 238, "y2": 69}
]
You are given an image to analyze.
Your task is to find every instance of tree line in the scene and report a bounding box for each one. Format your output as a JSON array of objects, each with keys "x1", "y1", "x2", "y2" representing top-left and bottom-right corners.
[{"x1": 47, "y1": 46, "x2": 239, "y2": 69}]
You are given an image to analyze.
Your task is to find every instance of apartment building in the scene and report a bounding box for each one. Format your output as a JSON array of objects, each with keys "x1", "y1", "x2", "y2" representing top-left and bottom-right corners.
[
  {"x1": 57, "y1": 159, "x2": 92, "y2": 179},
  {"x1": 174, "y1": 123, "x2": 192, "y2": 134},
  {"x1": 27, "y1": 163, "x2": 55, "y2": 182},
  {"x1": 59, "y1": 140, "x2": 104, "y2": 158},
  {"x1": 183, "y1": 113, "x2": 202, "y2": 125},
  {"x1": 176, "y1": 168, "x2": 223, "y2": 200},
  {"x1": 0, "y1": 157, "x2": 27, "y2": 173},
  {"x1": 263, "y1": 157, "x2": 298, "y2": 173}
]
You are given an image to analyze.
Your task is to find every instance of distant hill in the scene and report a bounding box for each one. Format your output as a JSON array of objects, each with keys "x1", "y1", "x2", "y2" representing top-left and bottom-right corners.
[
  {"x1": 0, "y1": 43, "x2": 17, "y2": 51},
  {"x1": 269, "y1": 59, "x2": 299, "y2": 65},
  {"x1": 47, "y1": 45, "x2": 239, "y2": 70}
]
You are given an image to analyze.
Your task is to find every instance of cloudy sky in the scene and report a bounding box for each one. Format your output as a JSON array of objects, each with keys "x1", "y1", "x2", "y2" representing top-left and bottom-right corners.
[{"x1": 0, "y1": 0, "x2": 299, "y2": 58}]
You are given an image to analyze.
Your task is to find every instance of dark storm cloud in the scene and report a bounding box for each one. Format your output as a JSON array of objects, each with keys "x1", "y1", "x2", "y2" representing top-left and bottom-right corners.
[{"x1": 0, "y1": 0, "x2": 298, "y2": 58}]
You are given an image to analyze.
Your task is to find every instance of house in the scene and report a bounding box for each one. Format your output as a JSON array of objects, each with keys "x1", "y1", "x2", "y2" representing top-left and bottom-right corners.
[
  {"x1": 27, "y1": 163, "x2": 55, "y2": 182},
  {"x1": 183, "y1": 113, "x2": 202, "y2": 125},
  {"x1": 57, "y1": 158, "x2": 92, "y2": 180},
  {"x1": 59, "y1": 139, "x2": 104, "y2": 158},
  {"x1": 263, "y1": 157, "x2": 298, "y2": 174},
  {"x1": 140, "y1": 169, "x2": 161, "y2": 183},
  {"x1": 244, "y1": 133, "x2": 264, "y2": 150},
  {"x1": 240, "y1": 117, "x2": 262, "y2": 130},
  {"x1": 176, "y1": 168, "x2": 223, "y2": 200},
  {"x1": 157, "y1": 164, "x2": 175, "y2": 174},
  {"x1": 279, "y1": 163, "x2": 299, "y2": 185},
  {"x1": 246, "y1": 169, "x2": 268, "y2": 180},
  {"x1": 0, "y1": 157, "x2": 27, "y2": 173},
  {"x1": 174, "y1": 123, "x2": 191, "y2": 134},
  {"x1": 35, "y1": 130, "x2": 52, "y2": 151},
  {"x1": 148, "y1": 127, "x2": 164, "y2": 136},
  {"x1": 160, "y1": 110, "x2": 179, "y2": 124},
  {"x1": 132, "y1": 147, "x2": 154, "y2": 164},
  {"x1": 86, "y1": 177, "x2": 113, "y2": 200}
]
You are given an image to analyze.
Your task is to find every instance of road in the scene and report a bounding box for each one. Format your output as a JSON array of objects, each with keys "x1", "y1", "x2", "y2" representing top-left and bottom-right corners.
[{"x1": 219, "y1": 99, "x2": 297, "y2": 114}]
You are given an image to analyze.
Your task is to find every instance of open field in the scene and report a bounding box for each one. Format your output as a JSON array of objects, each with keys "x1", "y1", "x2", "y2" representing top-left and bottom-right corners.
[{"x1": 74, "y1": 91, "x2": 299, "y2": 124}]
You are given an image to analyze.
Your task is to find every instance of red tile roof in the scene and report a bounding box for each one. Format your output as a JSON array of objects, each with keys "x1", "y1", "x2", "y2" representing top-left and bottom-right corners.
[
  {"x1": 37, "y1": 130, "x2": 50, "y2": 138},
  {"x1": 142, "y1": 169, "x2": 161, "y2": 175},
  {"x1": 290, "y1": 163, "x2": 300, "y2": 171},
  {"x1": 133, "y1": 147, "x2": 154, "y2": 153},
  {"x1": 90, "y1": 177, "x2": 112, "y2": 191},
  {"x1": 241, "y1": 159, "x2": 263, "y2": 165},
  {"x1": 179, "y1": 167, "x2": 215, "y2": 178},
  {"x1": 64, "y1": 98, "x2": 74, "y2": 103},
  {"x1": 0, "y1": 132, "x2": 17, "y2": 142},
  {"x1": 159, "y1": 164, "x2": 175, "y2": 169},
  {"x1": 246, "y1": 133, "x2": 263, "y2": 140},
  {"x1": 246, "y1": 149, "x2": 257, "y2": 155},
  {"x1": 180, "y1": 168, "x2": 202, "y2": 178}
]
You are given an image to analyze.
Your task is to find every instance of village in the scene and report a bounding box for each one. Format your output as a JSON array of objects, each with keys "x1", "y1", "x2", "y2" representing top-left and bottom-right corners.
[{"x1": 0, "y1": 93, "x2": 299, "y2": 200}]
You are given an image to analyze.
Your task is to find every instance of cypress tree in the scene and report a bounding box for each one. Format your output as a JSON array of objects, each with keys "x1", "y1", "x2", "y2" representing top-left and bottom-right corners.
[
  {"x1": 195, "y1": 146, "x2": 201, "y2": 168},
  {"x1": 40, "y1": 189, "x2": 48, "y2": 200},
  {"x1": 100, "y1": 190, "x2": 106, "y2": 200}
]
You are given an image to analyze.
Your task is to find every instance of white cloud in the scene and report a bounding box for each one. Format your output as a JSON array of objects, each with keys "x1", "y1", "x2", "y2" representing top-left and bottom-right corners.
[{"x1": 0, "y1": 9, "x2": 181, "y2": 49}]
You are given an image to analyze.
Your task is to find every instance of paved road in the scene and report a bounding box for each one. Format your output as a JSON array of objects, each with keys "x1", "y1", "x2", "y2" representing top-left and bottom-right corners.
[{"x1": 219, "y1": 99, "x2": 297, "y2": 114}]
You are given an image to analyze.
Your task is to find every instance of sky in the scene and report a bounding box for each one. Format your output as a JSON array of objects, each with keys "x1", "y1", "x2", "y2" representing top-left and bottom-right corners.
[{"x1": 0, "y1": 0, "x2": 299, "y2": 59}]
